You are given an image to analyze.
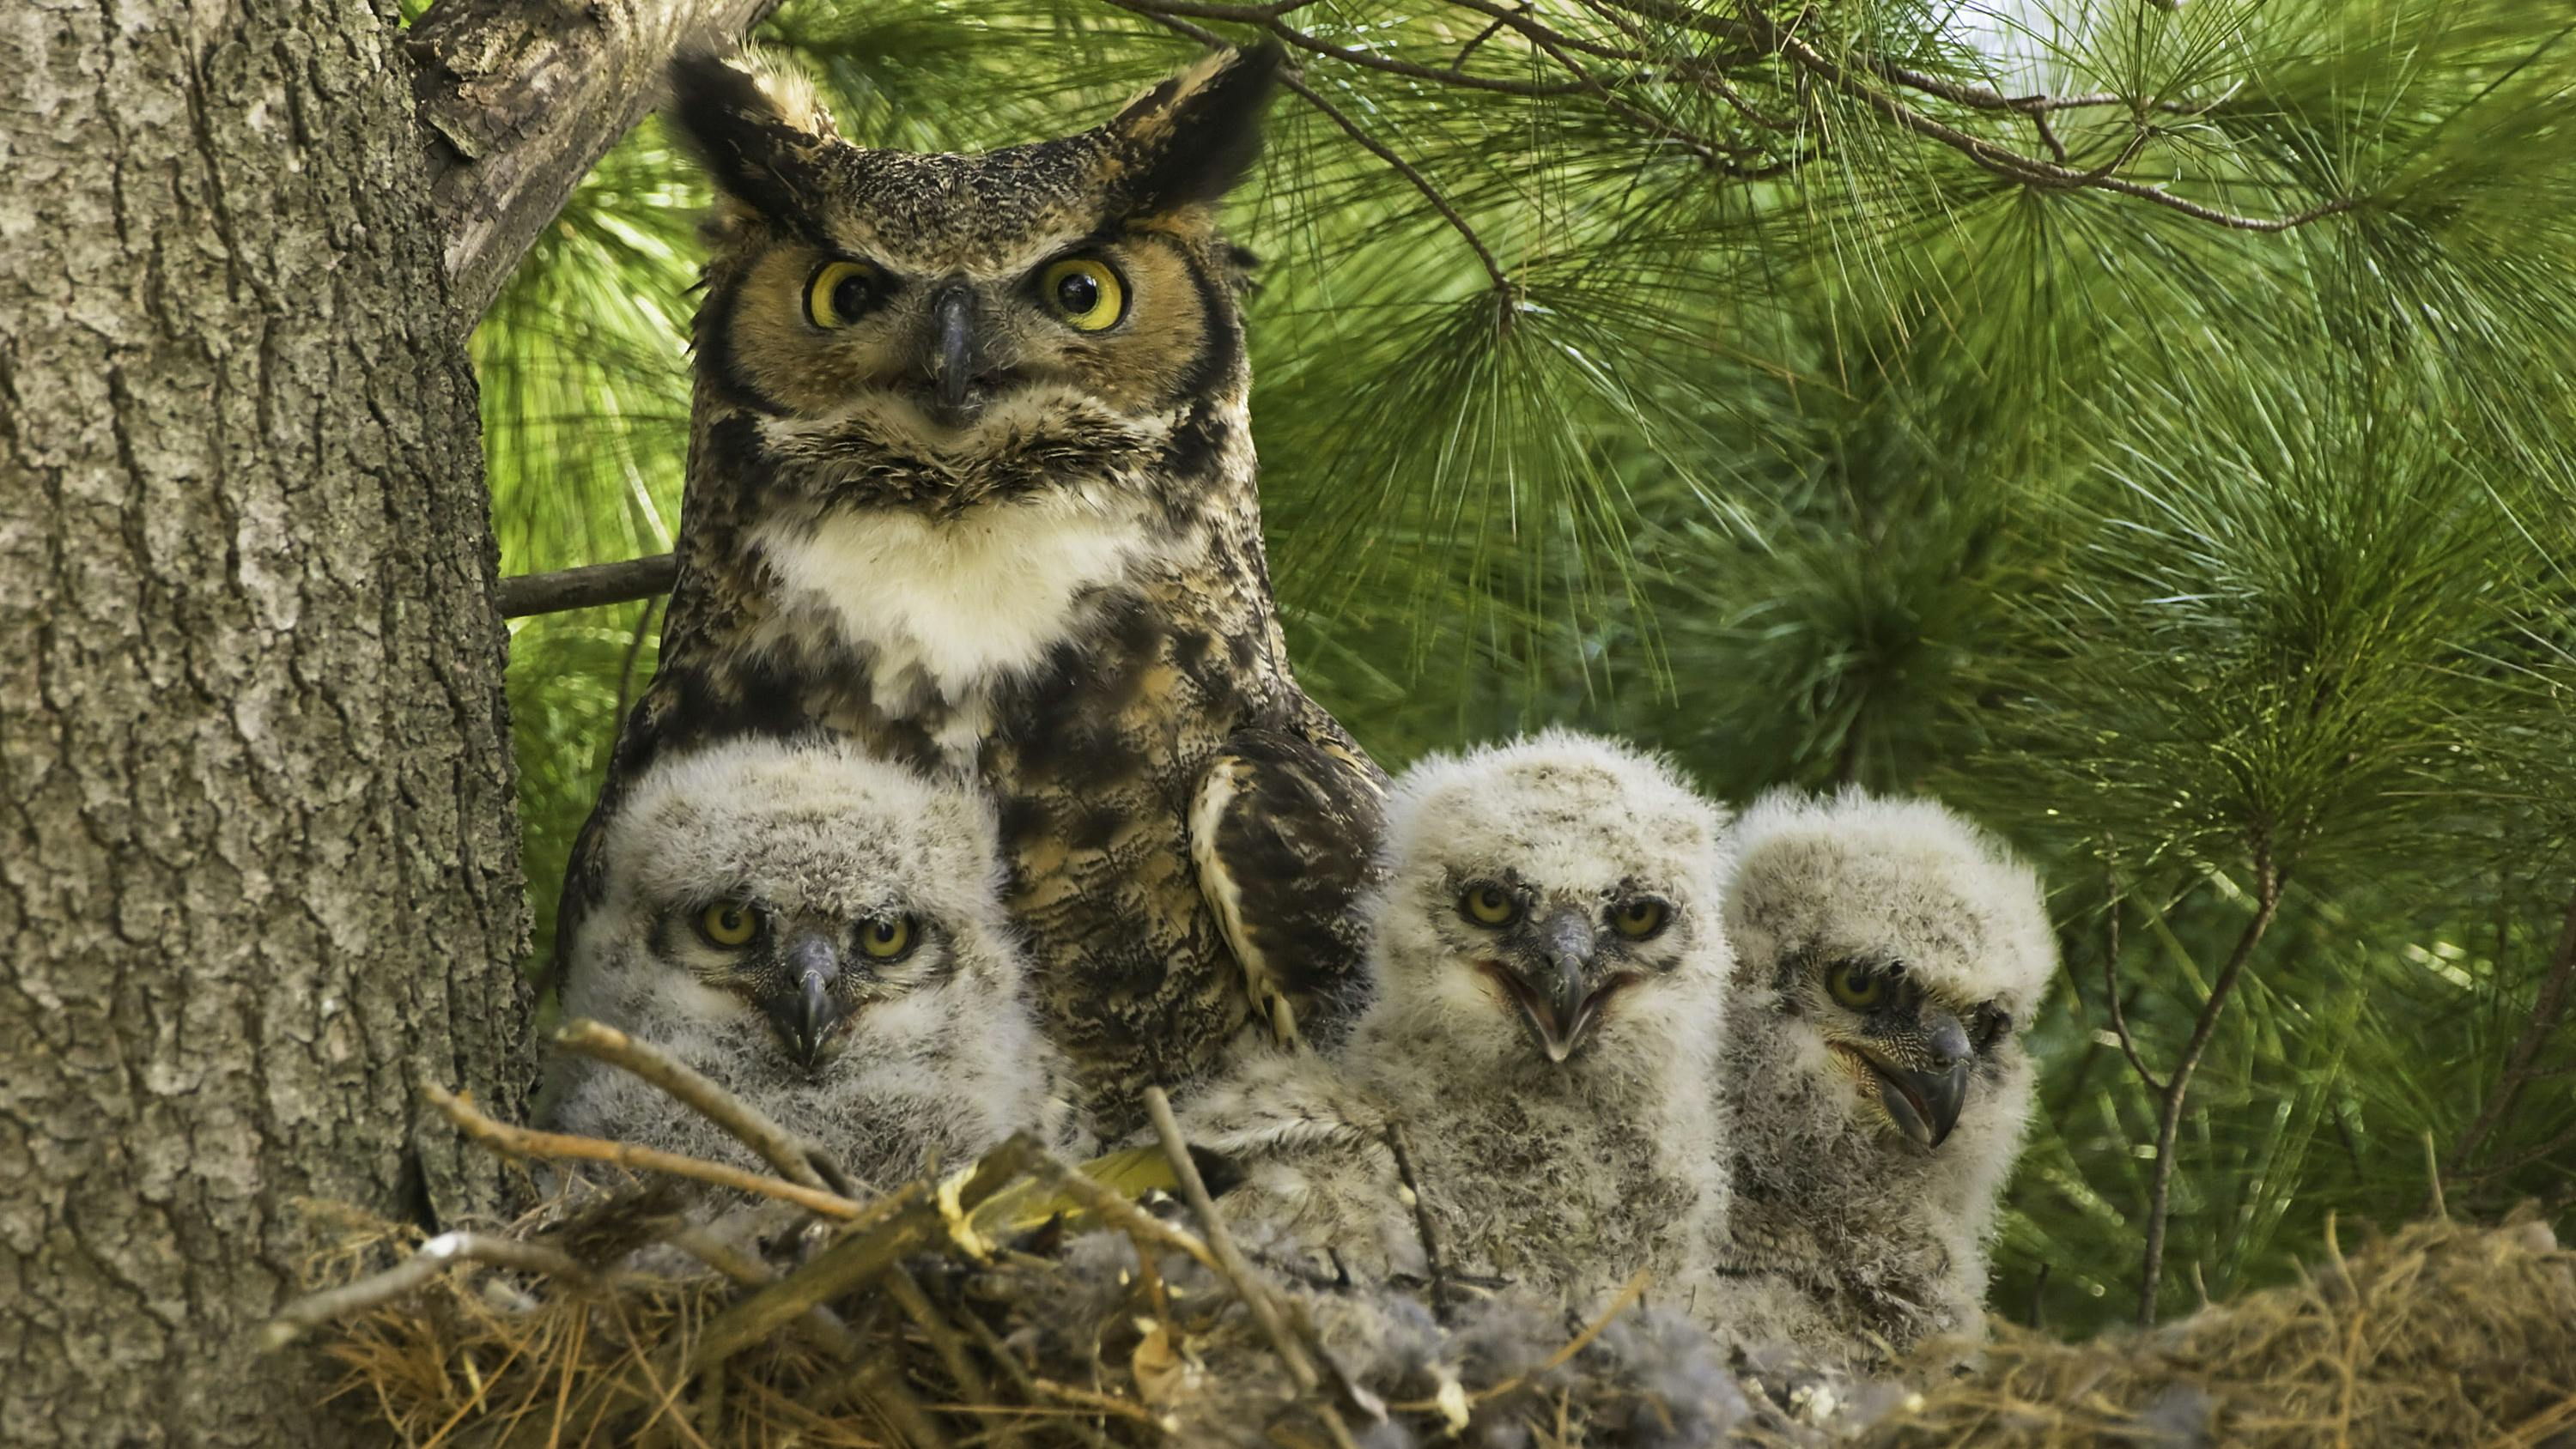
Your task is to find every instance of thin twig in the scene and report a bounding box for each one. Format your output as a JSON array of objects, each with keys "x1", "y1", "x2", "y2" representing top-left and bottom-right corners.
[
  {"x1": 665, "y1": 1224, "x2": 865, "y2": 1360},
  {"x1": 1382, "y1": 1120, "x2": 1452, "y2": 1320},
  {"x1": 689, "y1": 1135, "x2": 1040, "y2": 1371},
  {"x1": 552, "y1": 1019, "x2": 852, "y2": 1196},
  {"x1": 1024, "y1": 1149, "x2": 1225, "y2": 1273},
  {"x1": 497, "y1": 552, "x2": 677, "y2": 618},
  {"x1": 954, "y1": 1308, "x2": 1123, "y2": 1449},
  {"x1": 1741, "y1": 3, "x2": 2358, "y2": 232},
  {"x1": 1384, "y1": 1270, "x2": 1651, "y2": 1412},
  {"x1": 883, "y1": 1261, "x2": 1004, "y2": 1430},
  {"x1": 422, "y1": 1083, "x2": 872, "y2": 1221},
  {"x1": 614, "y1": 592, "x2": 665, "y2": 723},
  {"x1": 261, "y1": 1231, "x2": 598, "y2": 1349},
  {"x1": 2100, "y1": 883, "x2": 2167, "y2": 1094},
  {"x1": 2137, "y1": 863, "x2": 2285, "y2": 1325},
  {"x1": 1143, "y1": 1088, "x2": 1357, "y2": 1449},
  {"x1": 2445, "y1": 888, "x2": 2576, "y2": 1182},
  {"x1": 1279, "y1": 72, "x2": 1514, "y2": 294}
]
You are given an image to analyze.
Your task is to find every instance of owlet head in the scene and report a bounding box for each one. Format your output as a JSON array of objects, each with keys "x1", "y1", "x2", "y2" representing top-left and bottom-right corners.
[
  {"x1": 591, "y1": 737, "x2": 1020, "y2": 1076},
  {"x1": 1725, "y1": 789, "x2": 2055, "y2": 1150},
  {"x1": 1368, "y1": 731, "x2": 1734, "y2": 1072},
  {"x1": 666, "y1": 45, "x2": 1278, "y2": 461}
]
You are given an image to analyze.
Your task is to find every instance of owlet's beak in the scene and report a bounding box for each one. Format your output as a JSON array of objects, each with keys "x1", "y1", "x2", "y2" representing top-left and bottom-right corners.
[
  {"x1": 763, "y1": 933, "x2": 846, "y2": 1070},
  {"x1": 1862, "y1": 1008, "x2": 1973, "y2": 1149},
  {"x1": 1497, "y1": 907, "x2": 1612, "y2": 1064}
]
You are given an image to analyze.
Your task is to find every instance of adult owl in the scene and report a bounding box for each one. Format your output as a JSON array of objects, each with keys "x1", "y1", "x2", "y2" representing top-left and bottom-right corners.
[
  {"x1": 1710, "y1": 788, "x2": 2055, "y2": 1368},
  {"x1": 538, "y1": 735, "x2": 1066, "y2": 1191},
  {"x1": 554, "y1": 45, "x2": 1388, "y2": 1138},
  {"x1": 1178, "y1": 731, "x2": 1736, "y2": 1312}
]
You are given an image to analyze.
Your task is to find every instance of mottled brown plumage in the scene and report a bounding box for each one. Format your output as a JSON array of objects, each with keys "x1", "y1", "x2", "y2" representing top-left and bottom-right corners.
[{"x1": 556, "y1": 45, "x2": 1386, "y2": 1139}]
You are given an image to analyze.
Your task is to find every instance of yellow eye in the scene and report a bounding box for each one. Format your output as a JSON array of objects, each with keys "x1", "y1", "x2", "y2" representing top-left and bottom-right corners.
[
  {"x1": 1460, "y1": 883, "x2": 1518, "y2": 927},
  {"x1": 699, "y1": 903, "x2": 760, "y2": 948},
  {"x1": 1611, "y1": 898, "x2": 1669, "y2": 939},
  {"x1": 1040, "y1": 257, "x2": 1126, "y2": 331},
  {"x1": 1827, "y1": 961, "x2": 1886, "y2": 1009},
  {"x1": 805, "y1": 259, "x2": 883, "y2": 329},
  {"x1": 860, "y1": 914, "x2": 916, "y2": 960}
]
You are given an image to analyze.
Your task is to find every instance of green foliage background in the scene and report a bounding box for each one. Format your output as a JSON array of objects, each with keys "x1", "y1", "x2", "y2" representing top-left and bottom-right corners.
[{"x1": 483, "y1": 0, "x2": 2576, "y2": 1337}]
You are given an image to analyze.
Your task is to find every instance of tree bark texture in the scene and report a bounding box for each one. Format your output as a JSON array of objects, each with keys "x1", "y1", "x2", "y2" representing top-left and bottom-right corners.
[
  {"x1": 410, "y1": 0, "x2": 781, "y2": 320},
  {"x1": 0, "y1": 0, "x2": 531, "y2": 1442}
]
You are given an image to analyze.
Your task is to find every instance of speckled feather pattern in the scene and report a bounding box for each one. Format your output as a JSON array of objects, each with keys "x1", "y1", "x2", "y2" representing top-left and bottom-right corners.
[
  {"x1": 1711, "y1": 788, "x2": 2056, "y2": 1367},
  {"x1": 555, "y1": 46, "x2": 1388, "y2": 1141},
  {"x1": 539, "y1": 737, "x2": 1066, "y2": 1192},
  {"x1": 1182, "y1": 732, "x2": 1738, "y2": 1314}
]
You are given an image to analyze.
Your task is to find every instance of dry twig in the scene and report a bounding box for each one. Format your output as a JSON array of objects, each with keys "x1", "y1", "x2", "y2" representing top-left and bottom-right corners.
[
  {"x1": 1143, "y1": 1087, "x2": 1360, "y2": 1449},
  {"x1": 553, "y1": 1018, "x2": 852, "y2": 1195},
  {"x1": 262, "y1": 1231, "x2": 598, "y2": 1349},
  {"x1": 422, "y1": 1082, "x2": 873, "y2": 1222}
]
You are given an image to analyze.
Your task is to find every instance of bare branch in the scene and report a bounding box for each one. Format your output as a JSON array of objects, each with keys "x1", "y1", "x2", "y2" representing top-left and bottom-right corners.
[
  {"x1": 1279, "y1": 73, "x2": 1513, "y2": 294},
  {"x1": 552, "y1": 1018, "x2": 852, "y2": 1196},
  {"x1": 498, "y1": 553, "x2": 678, "y2": 618},
  {"x1": 2137, "y1": 863, "x2": 2285, "y2": 1325},
  {"x1": 409, "y1": 0, "x2": 781, "y2": 321},
  {"x1": 1024, "y1": 1151, "x2": 1225, "y2": 1274},
  {"x1": 1143, "y1": 1088, "x2": 1358, "y2": 1449},
  {"x1": 687, "y1": 1133, "x2": 1039, "y2": 1371},
  {"x1": 1741, "y1": 3, "x2": 2358, "y2": 233},
  {"x1": 2449, "y1": 888, "x2": 2576, "y2": 1182},
  {"x1": 261, "y1": 1230, "x2": 598, "y2": 1349},
  {"x1": 1382, "y1": 1121, "x2": 1454, "y2": 1319},
  {"x1": 422, "y1": 1082, "x2": 872, "y2": 1221},
  {"x1": 2100, "y1": 884, "x2": 2167, "y2": 1096},
  {"x1": 667, "y1": 1224, "x2": 866, "y2": 1360}
]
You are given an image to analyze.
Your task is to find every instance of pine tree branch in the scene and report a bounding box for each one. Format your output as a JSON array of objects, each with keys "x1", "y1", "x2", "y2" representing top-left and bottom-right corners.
[
  {"x1": 408, "y1": 0, "x2": 781, "y2": 322},
  {"x1": 2136, "y1": 860, "x2": 2284, "y2": 1325},
  {"x1": 2445, "y1": 886, "x2": 2576, "y2": 1185},
  {"x1": 1738, "y1": 3, "x2": 2359, "y2": 233}
]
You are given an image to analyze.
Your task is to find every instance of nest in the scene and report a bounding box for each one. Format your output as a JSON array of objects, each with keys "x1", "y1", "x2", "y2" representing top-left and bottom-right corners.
[
  {"x1": 272, "y1": 1023, "x2": 2576, "y2": 1448},
  {"x1": 1857, "y1": 1212, "x2": 2576, "y2": 1449}
]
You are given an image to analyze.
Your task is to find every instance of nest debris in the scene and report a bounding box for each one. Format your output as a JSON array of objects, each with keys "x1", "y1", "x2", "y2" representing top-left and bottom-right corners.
[
  {"x1": 270, "y1": 1024, "x2": 2576, "y2": 1448},
  {"x1": 1858, "y1": 1211, "x2": 2576, "y2": 1449}
]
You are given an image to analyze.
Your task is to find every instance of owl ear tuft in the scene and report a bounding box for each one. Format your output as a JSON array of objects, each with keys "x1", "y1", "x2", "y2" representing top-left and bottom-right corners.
[
  {"x1": 1105, "y1": 44, "x2": 1282, "y2": 215},
  {"x1": 666, "y1": 50, "x2": 840, "y2": 227}
]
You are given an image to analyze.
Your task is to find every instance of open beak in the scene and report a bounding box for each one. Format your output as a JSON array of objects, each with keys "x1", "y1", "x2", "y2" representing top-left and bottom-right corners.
[
  {"x1": 1494, "y1": 908, "x2": 1619, "y2": 1064},
  {"x1": 1861, "y1": 1009, "x2": 1973, "y2": 1149},
  {"x1": 763, "y1": 934, "x2": 846, "y2": 1070}
]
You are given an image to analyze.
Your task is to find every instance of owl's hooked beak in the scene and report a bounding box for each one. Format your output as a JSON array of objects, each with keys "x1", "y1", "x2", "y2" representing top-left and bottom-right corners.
[
  {"x1": 764, "y1": 933, "x2": 846, "y2": 1070},
  {"x1": 1858, "y1": 1008, "x2": 1972, "y2": 1149},
  {"x1": 1491, "y1": 907, "x2": 1617, "y2": 1064},
  {"x1": 924, "y1": 284, "x2": 988, "y2": 422}
]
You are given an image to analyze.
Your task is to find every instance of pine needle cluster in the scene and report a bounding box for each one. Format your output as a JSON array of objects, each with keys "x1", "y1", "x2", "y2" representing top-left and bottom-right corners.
[{"x1": 481, "y1": 0, "x2": 2576, "y2": 1335}]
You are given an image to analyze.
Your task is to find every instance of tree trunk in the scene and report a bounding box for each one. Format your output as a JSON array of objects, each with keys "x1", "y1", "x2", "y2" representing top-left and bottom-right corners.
[{"x1": 0, "y1": 0, "x2": 531, "y2": 1441}]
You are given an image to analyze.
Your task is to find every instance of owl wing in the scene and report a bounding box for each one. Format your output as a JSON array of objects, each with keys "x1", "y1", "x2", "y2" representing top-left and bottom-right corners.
[{"x1": 1188, "y1": 722, "x2": 1390, "y2": 1052}]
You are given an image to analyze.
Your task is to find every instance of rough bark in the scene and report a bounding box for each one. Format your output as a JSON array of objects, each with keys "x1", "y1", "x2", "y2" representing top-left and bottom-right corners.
[
  {"x1": 0, "y1": 0, "x2": 531, "y2": 1441},
  {"x1": 410, "y1": 0, "x2": 781, "y2": 320}
]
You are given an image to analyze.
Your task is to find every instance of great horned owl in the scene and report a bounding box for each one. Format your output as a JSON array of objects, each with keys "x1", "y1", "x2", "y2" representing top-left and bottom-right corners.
[
  {"x1": 1181, "y1": 731, "x2": 1735, "y2": 1312},
  {"x1": 1710, "y1": 788, "x2": 2055, "y2": 1368},
  {"x1": 538, "y1": 736, "x2": 1065, "y2": 1192},
  {"x1": 554, "y1": 44, "x2": 1388, "y2": 1141}
]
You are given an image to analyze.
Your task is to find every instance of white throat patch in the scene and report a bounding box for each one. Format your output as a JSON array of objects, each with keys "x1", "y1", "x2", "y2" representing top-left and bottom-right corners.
[{"x1": 750, "y1": 488, "x2": 1161, "y2": 716}]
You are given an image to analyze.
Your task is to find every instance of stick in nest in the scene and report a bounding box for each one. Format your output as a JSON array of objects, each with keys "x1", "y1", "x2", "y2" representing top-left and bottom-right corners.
[
  {"x1": 551, "y1": 1018, "x2": 856, "y2": 1197},
  {"x1": 261, "y1": 1231, "x2": 600, "y2": 1350},
  {"x1": 1142, "y1": 1088, "x2": 1364, "y2": 1449},
  {"x1": 1382, "y1": 1119, "x2": 1452, "y2": 1320},
  {"x1": 422, "y1": 1083, "x2": 871, "y2": 1222}
]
